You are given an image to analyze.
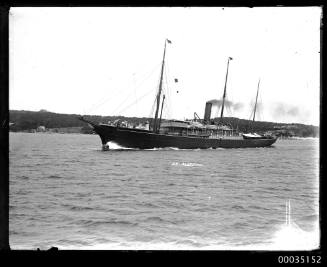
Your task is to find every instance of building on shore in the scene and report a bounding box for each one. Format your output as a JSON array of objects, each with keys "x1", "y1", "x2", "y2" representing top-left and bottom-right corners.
[{"x1": 36, "y1": 126, "x2": 46, "y2": 132}]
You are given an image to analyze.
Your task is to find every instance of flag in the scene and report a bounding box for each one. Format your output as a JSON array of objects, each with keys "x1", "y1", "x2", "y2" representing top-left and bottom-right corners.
[
  {"x1": 174, "y1": 78, "x2": 178, "y2": 83},
  {"x1": 167, "y1": 39, "x2": 172, "y2": 44},
  {"x1": 229, "y1": 57, "x2": 233, "y2": 60}
]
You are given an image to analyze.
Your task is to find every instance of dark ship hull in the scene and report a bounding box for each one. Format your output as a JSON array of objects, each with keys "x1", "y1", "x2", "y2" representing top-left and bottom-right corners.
[{"x1": 92, "y1": 124, "x2": 277, "y2": 149}]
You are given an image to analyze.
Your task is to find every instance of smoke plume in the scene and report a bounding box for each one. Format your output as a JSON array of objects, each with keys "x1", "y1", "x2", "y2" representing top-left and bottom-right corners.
[
  {"x1": 207, "y1": 99, "x2": 244, "y2": 111},
  {"x1": 271, "y1": 102, "x2": 310, "y2": 122},
  {"x1": 272, "y1": 103, "x2": 300, "y2": 118}
]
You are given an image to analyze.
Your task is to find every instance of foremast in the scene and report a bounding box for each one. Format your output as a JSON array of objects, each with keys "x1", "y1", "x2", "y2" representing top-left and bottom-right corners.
[
  {"x1": 252, "y1": 79, "x2": 260, "y2": 122},
  {"x1": 153, "y1": 39, "x2": 171, "y2": 133},
  {"x1": 246, "y1": 78, "x2": 260, "y2": 133}
]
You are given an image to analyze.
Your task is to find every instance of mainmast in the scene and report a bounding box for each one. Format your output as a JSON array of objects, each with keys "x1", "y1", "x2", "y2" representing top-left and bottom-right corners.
[
  {"x1": 252, "y1": 79, "x2": 260, "y2": 122},
  {"x1": 153, "y1": 39, "x2": 171, "y2": 133},
  {"x1": 220, "y1": 57, "x2": 233, "y2": 121}
]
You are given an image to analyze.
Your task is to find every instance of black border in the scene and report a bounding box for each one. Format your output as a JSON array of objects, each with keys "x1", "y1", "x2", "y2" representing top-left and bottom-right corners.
[
  {"x1": 0, "y1": 5, "x2": 9, "y2": 251},
  {"x1": 0, "y1": 2, "x2": 325, "y2": 264}
]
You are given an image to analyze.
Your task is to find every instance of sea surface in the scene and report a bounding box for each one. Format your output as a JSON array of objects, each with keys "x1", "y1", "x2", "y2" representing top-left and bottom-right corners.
[{"x1": 9, "y1": 132, "x2": 320, "y2": 250}]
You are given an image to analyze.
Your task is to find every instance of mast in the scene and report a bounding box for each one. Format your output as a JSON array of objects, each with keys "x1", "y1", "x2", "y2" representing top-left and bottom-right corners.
[
  {"x1": 220, "y1": 57, "x2": 233, "y2": 121},
  {"x1": 153, "y1": 39, "x2": 171, "y2": 133},
  {"x1": 158, "y1": 94, "x2": 166, "y2": 132},
  {"x1": 253, "y1": 79, "x2": 260, "y2": 122}
]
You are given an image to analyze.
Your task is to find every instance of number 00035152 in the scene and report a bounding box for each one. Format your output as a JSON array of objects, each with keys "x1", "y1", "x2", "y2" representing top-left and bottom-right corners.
[{"x1": 278, "y1": 256, "x2": 321, "y2": 264}]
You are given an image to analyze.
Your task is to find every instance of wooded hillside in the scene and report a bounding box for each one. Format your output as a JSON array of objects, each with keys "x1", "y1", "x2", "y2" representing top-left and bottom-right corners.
[{"x1": 9, "y1": 110, "x2": 319, "y2": 137}]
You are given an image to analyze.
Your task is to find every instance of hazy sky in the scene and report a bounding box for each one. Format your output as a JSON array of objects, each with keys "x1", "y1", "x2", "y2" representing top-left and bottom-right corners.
[{"x1": 9, "y1": 7, "x2": 321, "y2": 125}]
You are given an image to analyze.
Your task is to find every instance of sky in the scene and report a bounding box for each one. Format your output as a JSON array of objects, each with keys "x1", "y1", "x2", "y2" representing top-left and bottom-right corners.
[{"x1": 9, "y1": 7, "x2": 321, "y2": 126}]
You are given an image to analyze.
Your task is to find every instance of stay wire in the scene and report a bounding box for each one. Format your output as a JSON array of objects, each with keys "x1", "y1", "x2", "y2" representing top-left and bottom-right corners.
[
  {"x1": 85, "y1": 62, "x2": 162, "y2": 115},
  {"x1": 110, "y1": 64, "x2": 162, "y2": 115},
  {"x1": 116, "y1": 86, "x2": 160, "y2": 116},
  {"x1": 164, "y1": 59, "x2": 175, "y2": 119},
  {"x1": 148, "y1": 71, "x2": 164, "y2": 118},
  {"x1": 163, "y1": 70, "x2": 172, "y2": 119}
]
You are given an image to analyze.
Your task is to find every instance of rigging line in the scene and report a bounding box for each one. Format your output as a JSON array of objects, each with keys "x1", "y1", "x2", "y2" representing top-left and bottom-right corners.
[
  {"x1": 161, "y1": 86, "x2": 171, "y2": 119},
  {"x1": 116, "y1": 86, "x2": 160, "y2": 116},
  {"x1": 164, "y1": 94, "x2": 171, "y2": 118},
  {"x1": 110, "y1": 64, "x2": 162, "y2": 116},
  {"x1": 107, "y1": 64, "x2": 162, "y2": 114},
  {"x1": 148, "y1": 96, "x2": 157, "y2": 119},
  {"x1": 148, "y1": 83, "x2": 159, "y2": 124},
  {"x1": 165, "y1": 63, "x2": 174, "y2": 119},
  {"x1": 249, "y1": 113, "x2": 252, "y2": 121},
  {"x1": 111, "y1": 91, "x2": 134, "y2": 115},
  {"x1": 162, "y1": 92, "x2": 169, "y2": 119},
  {"x1": 164, "y1": 90, "x2": 172, "y2": 119},
  {"x1": 133, "y1": 61, "x2": 162, "y2": 90},
  {"x1": 150, "y1": 94, "x2": 157, "y2": 119},
  {"x1": 133, "y1": 73, "x2": 138, "y2": 115},
  {"x1": 226, "y1": 105, "x2": 231, "y2": 117},
  {"x1": 84, "y1": 87, "x2": 124, "y2": 115},
  {"x1": 248, "y1": 103, "x2": 254, "y2": 121},
  {"x1": 163, "y1": 70, "x2": 169, "y2": 118},
  {"x1": 85, "y1": 62, "x2": 162, "y2": 114},
  {"x1": 151, "y1": 71, "x2": 164, "y2": 118},
  {"x1": 163, "y1": 69, "x2": 174, "y2": 119},
  {"x1": 163, "y1": 52, "x2": 175, "y2": 120},
  {"x1": 165, "y1": 60, "x2": 174, "y2": 100},
  {"x1": 257, "y1": 92, "x2": 263, "y2": 121},
  {"x1": 167, "y1": 90, "x2": 173, "y2": 118},
  {"x1": 165, "y1": 59, "x2": 171, "y2": 87}
]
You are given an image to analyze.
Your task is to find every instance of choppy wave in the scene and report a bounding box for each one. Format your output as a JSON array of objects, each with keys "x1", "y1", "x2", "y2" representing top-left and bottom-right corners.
[
  {"x1": 9, "y1": 133, "x2": 319, "y2": 250},
  {"x1": 48, "y1": 175, "x2": 62, "y2": 179},
  {"x1": 61, "y1": 204, "x2": 94, "y2": 211},
  {"x1": 77, "y1": 219, "x2": 138, "y2": 227},
  {"x1": 171, "y1": 162, "x2": 204, "y2": 167}
]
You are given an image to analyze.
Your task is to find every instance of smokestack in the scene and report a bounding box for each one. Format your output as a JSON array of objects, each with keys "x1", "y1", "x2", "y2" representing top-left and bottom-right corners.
[{"x1": 204, "y1": 102, "x2": 212, "y2": 123}]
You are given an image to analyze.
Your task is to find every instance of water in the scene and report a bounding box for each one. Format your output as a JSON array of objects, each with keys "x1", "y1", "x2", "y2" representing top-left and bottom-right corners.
[{"x1": 9, "y1": 132, "x2": 320, "y2": 250}]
